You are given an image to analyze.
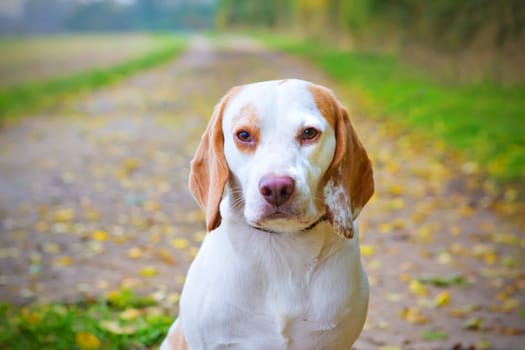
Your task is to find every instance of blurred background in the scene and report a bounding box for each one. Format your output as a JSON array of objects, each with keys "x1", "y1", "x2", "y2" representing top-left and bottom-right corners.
[
  {"x1": 1, "y1": 0, "x2": 524, "y2": 83},
  {"x1": 1, "y1": 1, "x2": 524, "y2": 350}
]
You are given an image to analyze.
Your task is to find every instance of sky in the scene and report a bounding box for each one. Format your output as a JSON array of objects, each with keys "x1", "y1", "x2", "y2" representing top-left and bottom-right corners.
[{"x1": 0, "y1": 0, "x2": 136, "y2": 18}]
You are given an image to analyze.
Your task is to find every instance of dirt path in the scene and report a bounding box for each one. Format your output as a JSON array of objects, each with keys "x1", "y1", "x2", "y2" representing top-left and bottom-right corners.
[{"x1": 0, "y1": 36, "x2": 523, "y2": 350}]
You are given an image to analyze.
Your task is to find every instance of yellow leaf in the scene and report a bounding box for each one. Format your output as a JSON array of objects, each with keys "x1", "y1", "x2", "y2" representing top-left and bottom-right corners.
[
  {"x1": 139, "y1": 266, "x2": 157, "y2": 277},
  {"x1": 477, "y1": 340, "x2": 492, "y2": 349},
  {"x1": 75, "y1": 332, "x2": 101, "y2": 350},
  {"x1": 100, "y1": 320, "x2": 136, "y2": 335},
  {"x1": 379, "y1": 223, "x2": 393, "y2": 234},
  {"x1": 84, "y1": 207, "x2": 100, "y2": 221},
  {"x1": 119, "y1": 158, "x2": 140, "y2": 176},
  {"x1": 401, "y1": 307, "x2": 429, "y2": 324},
  {"x1": 119, "y1": 308, "x2": 141, "y2": 321},
  {"x1": 385, "y1": 293, "x2": 403, "y2": 302},
  {"x1": 52, "y1": 256, "x2": 73, "y2": 267},
  {"x1": 158, "y1": 248, "x2": 176, "y2": 265},
  {"x1": 43, "y1": 243, "x2": 61, "y2": 254},
  {"x1": 434, "y1": 291, "x2": 450, "y2": 307},
  {"x1": 92, "y1": 230, "x2": 108, "y2": 241},
  {"x1": 171, "y1": 238, "x2": 189, "y2": 249},
  {"x1": 484, "y1": 252, "x2": 497, "y2": 265},
  {"x1": 127, "y1": 247, "x2": 143, "y2": 259},
  {"x1": 143, "y1": 201, "x2": 160, "y2": 212},
  {"x1": 388, "y1": 184, "x2": 403, "y2": 196},
  {"x1": 360, "y1": 245, "x2": 374, "y2": 257},
  {"x1": 53, "y1": 208, "x2": 75, "y2": 223},
  {"x1": 409, "y1": 280, "x2": 427, "y2": 296},
  {"x1": 500, "y1": 298, "x2": 519, "y2": 313},
  {"x1": 437, "y1": 252, "x2": 453, "y2": 264},
  {"x1": 21, "y1": 308, "x2": 41, "y2": 326},
  {"x1": 379, "y1": 346, "x2": 401, "y2": 350},
  {"x1": 193, "y1": 231, "x2": 206, "y2": 243}
]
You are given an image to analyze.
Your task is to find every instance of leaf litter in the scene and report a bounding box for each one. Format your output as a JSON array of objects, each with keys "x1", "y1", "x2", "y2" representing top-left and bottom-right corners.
[{"x1": 0, "y1": 35, "x2": 524, "y2": 349}]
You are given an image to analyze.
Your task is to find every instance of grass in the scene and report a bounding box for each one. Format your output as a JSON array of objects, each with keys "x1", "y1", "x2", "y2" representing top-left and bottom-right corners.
[
  {"x1": 0, "y1": 289, "x2": 173, "y2": 350},
  {"x1": 0, "y1": 35, "x2": 186, "y2": 122},
  {"x1": 0, "y1": 34, "x2": 167, "y2": 88},
  {"x1": 259, "y1": 34, "x2": 525, "y2": 185}
]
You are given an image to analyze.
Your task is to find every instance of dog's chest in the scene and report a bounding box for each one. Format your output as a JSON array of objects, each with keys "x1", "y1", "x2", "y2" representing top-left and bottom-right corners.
[{"x1": 180, "y1": 225, "x2": 364, "y2": 349}]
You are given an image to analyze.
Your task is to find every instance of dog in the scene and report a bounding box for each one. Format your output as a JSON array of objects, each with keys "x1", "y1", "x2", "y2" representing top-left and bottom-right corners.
[{"x1": 161, "y1": 79, "x2": 374, "y2": 350}]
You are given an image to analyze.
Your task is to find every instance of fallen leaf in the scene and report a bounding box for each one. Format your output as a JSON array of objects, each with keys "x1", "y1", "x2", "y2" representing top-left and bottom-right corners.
[
  {"x1": 409, "y1": 279, "x2": 428, "y2": 296},
  {"x1": 421, "y1": 329, "x2": 448, "y2": 340},
  {"x1": 434, "y1": 291, "x2": 450, "y2": 307},
  {"x1": 127, "y1": 247, "x2": 143, "y2": 259},
  {"x1": 378, "y1": 345, "x2": 401, "y2": 350},
  {"x1": 360, "y1": 245, "x2": 374, "y2": 257},
  {"x1": 401, "y1": 307, "x2": 429, "y2": 324},
  {"x1": 21, "y1": 308, "x2": 41, "y2": 326},
  {"x1": 119, "y1": 308, "x2": 141, "y2": 320},
  {"x1": 92, "y1": 230, "x2": 108, "y2": 241},
  {"x1": 139, "y1": 266, "x2": 157, "y2": 277},
  {"x1": 100, "y1": 320, "x2": 136, "y2": 335},
  {"x1": 52, "y1": 256, "x2": 73, "y2": 268},
  {"x1": 53, "y1": 208, "x2": 75, "y2": 222},
  {"x1": 75, "y1": 332, "x2": 101, "y2": 350},
  {"x1": 171, "y1": 238, "x2": 189, "y2": 249},
  {"x1": 463, "y1": 317, "x2": 482, "y2": 330},
  {"x1": 418, "y1": 275, "x2": 465, "y2": 287},
  {"x1": 500, "y1": 298, "x2": 519, "y2": 313},
  {"x1": 158, "y1": 247, "x2": 176, "y2": 265},
  {"x1": 477, "y1": 340, "x2": 492, "y2": 349}
]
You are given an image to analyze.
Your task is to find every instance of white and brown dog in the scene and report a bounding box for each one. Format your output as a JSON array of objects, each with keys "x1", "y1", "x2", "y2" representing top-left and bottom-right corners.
[{"x1": 161, "y1": 79, "x2": 374, "y2": 350}]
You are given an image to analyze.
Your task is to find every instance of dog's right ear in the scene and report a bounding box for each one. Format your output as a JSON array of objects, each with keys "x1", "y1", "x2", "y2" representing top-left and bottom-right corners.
[{"x1": 189, "y1": 87, "x2": 240, "y2": 232}]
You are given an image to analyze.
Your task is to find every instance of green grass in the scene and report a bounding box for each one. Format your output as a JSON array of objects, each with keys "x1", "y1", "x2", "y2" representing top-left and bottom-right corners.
[
  {"x1": 0, "y1": 35, "x2": 186, "y2": 122},
  {"x1": 260, "y1": 35, "x2": 525, "y2": 184},
  {"x1": 0, "y1": 289, "x2": 173, "y2": 350}
]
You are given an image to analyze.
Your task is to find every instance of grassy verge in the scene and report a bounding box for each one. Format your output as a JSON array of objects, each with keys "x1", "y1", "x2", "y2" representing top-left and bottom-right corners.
[
  {"x1": 0, "y1": 289, "x2": 173, "y2": 349},
  {"x1": 258, "y1": 34, "x2": 525, "y2": 186},
  {"x1": 0, "y1": 35, "x2": 186, "y2": 123}
]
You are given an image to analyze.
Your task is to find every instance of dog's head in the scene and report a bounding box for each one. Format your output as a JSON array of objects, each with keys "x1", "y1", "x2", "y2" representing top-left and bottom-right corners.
[{"x1": 189, "y1": 79, "x2": 373, "y2": 238}]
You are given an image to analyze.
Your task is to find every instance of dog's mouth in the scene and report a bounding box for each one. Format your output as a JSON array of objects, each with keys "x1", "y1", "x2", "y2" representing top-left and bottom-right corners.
[{"x1": 250, "y1": 212, "x2": 327, "y2": 234}]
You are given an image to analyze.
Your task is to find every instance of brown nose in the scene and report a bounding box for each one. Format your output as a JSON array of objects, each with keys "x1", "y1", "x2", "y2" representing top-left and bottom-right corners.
[{"x1": 259, "y1": 175, "x2": 295, "y2": 206}]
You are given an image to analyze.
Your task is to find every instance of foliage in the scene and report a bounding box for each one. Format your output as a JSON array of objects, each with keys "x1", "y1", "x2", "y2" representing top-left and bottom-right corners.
[
  {"x1": 0, "y1": 291, "x2": 172, "y2": 349},
  {"x1": 260, "y1": 34, "x2": 525, "y2": 184},
  {"x1": 217, "y1": 0, "x2": 525, "y2": 49},
  {"x1": 0, "y1": 36, "x2": 186, "y2": 122}
]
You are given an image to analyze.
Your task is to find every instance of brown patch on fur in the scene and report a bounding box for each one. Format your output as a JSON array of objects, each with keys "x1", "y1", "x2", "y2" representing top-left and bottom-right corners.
[
  {"x1": 278, "y1": 79, "x2": 289, "y2": 85},
  {"x1": 307, "y1": 84, "x2": 337, "y2": 128},
  {"x1": 308, "y1": 83, "x2": 374, "y2": 238},
  {"x1": 189, "y1": 85, "x2": 242, "y2": 232},
  {"x1": 231, "y1": 103, "x2": 260, "y2": 153}
]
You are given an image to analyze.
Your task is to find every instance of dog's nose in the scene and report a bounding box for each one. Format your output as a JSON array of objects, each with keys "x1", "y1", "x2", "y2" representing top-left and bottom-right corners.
[{"x1": 259, "y1": 175, "x2": 295, "y2": 206}]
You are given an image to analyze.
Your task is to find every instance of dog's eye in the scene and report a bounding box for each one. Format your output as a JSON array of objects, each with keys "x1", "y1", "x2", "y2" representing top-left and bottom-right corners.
[
  {"x1": 300, "y1": 127, "x2": 320, "y2": 144},
  {"x1": 236, "y1": 130, "x2": 253, "y2": 143}
]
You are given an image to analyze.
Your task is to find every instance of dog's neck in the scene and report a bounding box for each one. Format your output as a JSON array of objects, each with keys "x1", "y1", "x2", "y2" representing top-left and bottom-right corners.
[{"x1": 217, "y1": 195, "x2": 351, "y2": 270}]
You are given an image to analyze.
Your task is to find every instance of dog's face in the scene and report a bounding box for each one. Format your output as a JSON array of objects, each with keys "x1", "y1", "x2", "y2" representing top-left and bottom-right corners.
[
  {"x1": 190, "y1": 79, "x2": 373, "y2": 238},
  {"x1": 222, "y1": 80, "x2": 336, "y2": 233}
]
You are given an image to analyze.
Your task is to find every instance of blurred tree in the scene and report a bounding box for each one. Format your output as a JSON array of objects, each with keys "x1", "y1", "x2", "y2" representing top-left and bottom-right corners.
[{"x1": 216, "y1": 0, "x2": 525, "y2": 50}]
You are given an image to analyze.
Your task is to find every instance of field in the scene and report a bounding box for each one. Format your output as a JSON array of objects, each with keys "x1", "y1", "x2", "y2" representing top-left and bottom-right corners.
[
  {"x1": 0, "y1": 34, "x2": 169, "y2": 88},
  {"x1": 0, "y1": 34, "x2": 186, "y2": 120}
]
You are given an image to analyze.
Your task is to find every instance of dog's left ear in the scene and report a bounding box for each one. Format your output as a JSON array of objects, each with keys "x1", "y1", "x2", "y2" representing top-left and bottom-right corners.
[
  {"x1": 310, "y1": 85, "x2": 374, "y2": 239},
  {"x1": 189, "y1": 87, "x2": 240, "y2": 232}
]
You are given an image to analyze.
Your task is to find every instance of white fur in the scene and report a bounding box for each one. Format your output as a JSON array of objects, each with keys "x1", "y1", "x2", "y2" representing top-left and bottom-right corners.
[{"x1": 169, "y1": 79, "x2": 369, "y2": 349}]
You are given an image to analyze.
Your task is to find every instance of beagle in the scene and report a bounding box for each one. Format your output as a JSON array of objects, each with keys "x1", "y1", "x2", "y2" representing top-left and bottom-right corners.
[{"x1": 161, "y1": 79, "x2": 374, "y2": 350}]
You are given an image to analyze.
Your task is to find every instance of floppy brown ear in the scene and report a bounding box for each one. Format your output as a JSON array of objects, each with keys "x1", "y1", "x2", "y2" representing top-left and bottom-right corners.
[
  {"x1": 311, "y1": 86, "x2": 374, "y2": 239},
  {"x1": 189, "y1": 88, "x2": 239, "y2": 232}
]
